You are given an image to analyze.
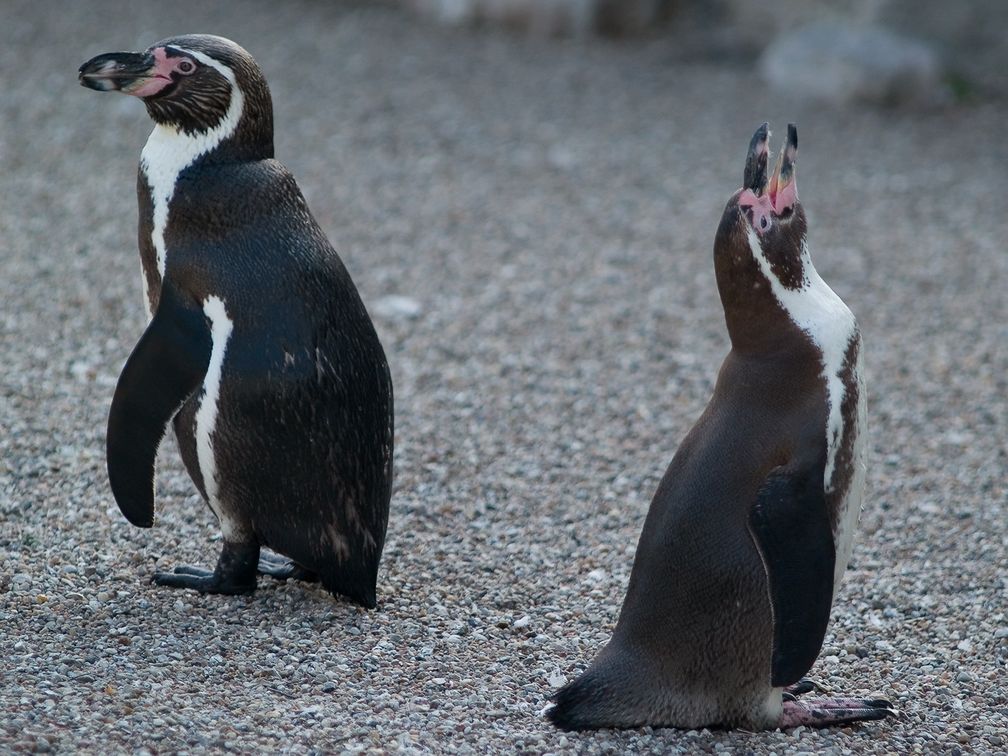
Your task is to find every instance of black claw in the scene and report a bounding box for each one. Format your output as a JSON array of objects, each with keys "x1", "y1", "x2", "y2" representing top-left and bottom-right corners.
[
  {"x1": 856, "y1": 706, "x2": 896, "y2": 722},
  {"x1": 866, "y1": 698, "x2": 892, "y2": 707},
  {"x1": 809, "y1": 705, "x2": 895, "y2": 725},
  {"x1": 785, "y1": 678, "x2": 826, "y2": 697}
]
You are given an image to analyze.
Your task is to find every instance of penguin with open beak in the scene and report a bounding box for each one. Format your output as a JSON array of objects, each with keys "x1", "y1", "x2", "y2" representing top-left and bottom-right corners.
[{"x1": 547, "y1": 123, "x2": 894, "y2": 730}]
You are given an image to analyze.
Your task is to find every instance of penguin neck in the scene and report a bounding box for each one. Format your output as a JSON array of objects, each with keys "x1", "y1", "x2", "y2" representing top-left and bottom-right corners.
[
  {"x1": 739, "y1": 227, "x2": 856, "y2": 354},
  {"x1": 717, "y1": 225, "x2": 854, "y2": 356},
  {"x1": 716, "y1": 249, "x2": 807, "y2": 357},
  {"x1": 142, "y1": 46, "x2": 274, "y2": 166},
  {"x1": 138, "y1": 82, "x2": 273, "y2": 314},
  {"x1": 140, "y1": 75, "x2": 259, "y2": 177},
  {"x1": 722, "y1": 226, "x2": 861, "y2": 498}
]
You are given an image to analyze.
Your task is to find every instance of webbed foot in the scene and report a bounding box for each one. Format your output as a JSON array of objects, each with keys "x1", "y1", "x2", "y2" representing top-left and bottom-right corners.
[
  {"x1": 780, "y1": 693, "x2": 895, "y2": 728},
  {"x1": 152, "y1": 540, "x2": 258, "y2": 595},
  {"x1": 257, "y1": 550, "x2": 319, "y2": 583}
]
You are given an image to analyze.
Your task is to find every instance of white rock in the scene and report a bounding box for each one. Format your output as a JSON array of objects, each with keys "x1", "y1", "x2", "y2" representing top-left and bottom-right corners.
[
  {"x1": 760, "y1": 22, "x2": 944, "y2": 105},
  {"x1": 371, "y1": 295, "x2": 422, "y2": 320}
]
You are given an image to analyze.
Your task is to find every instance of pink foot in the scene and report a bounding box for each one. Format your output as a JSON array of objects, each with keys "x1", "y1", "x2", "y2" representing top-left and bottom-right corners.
[{"x1": 780, "y1": 694, "x2": 895, "y2": 728}]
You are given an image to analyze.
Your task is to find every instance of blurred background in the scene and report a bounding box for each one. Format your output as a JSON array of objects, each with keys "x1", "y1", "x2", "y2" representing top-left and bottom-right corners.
[
  {"x1": 1, "y1": 0, "x2": 1006, "y2": 752},
  {"x1": 406, "y1": 0, "x2": 1007, "y2": 103}
]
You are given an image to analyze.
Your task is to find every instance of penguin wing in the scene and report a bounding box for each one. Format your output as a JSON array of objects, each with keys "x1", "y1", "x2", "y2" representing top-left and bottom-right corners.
[
  {"x1": 749, "y1": 464, "x2": 836, "y2": 687},
  {"x1": 107, "y1": 283, "x2": 211, "y2": 527}
]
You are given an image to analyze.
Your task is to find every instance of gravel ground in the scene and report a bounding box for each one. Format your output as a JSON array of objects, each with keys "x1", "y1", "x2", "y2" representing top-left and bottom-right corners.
[{"x1": 2, "y1": 1, "x2": 1006, "y2": 753}]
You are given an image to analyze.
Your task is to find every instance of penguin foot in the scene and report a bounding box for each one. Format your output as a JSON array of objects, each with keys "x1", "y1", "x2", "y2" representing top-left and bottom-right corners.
[
  {"x1": 152, "y1": 565, "x2": 256, "y2": 594},
  {"x1": 779, "y1": 695, "x2": 896, "y2": 728},
  {"x1": 257, "y1": 550, "x2": 319, "y2": 583},
  {"x1": 151, "y1": 541, "x2": 259, "y2": 595},
  {"x1": 783, "y1": 678, "x2": 828, "y2": 700}
]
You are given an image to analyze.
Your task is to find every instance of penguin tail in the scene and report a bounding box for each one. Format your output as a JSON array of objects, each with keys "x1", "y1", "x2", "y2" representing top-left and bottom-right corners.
[
  {"x1": 354, "y1": 585, "x2": 377, "y2": 610},
  {"x1": 320, "y1": 564, "x2": 378, "y2": 609},
  {"x1": 546, "y1": 672, "x2": 605, "y2": 730},
  {"x1": 546, "y1": 663, "x2": 638, "y2": 731},
  {"x1": 546, "y1": 639, "x2": 678, "y2": 730}
]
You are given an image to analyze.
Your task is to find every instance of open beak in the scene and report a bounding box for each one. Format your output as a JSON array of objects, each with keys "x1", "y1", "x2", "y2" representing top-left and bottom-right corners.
[
  {"x1": 78, "y1": 51, "x2": 163, "y2": 96},
  {"x1": 741, "y1": 122, "x2": 798, "y2": 215},
  {"x1": 767, "y1": 123, "x2": 798, "y2": 214},
  {"x1": 739, "y1": 122, "x2": 799, "y2": 235}
]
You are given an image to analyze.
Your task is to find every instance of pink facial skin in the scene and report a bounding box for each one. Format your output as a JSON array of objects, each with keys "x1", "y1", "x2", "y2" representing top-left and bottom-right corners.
[
  {"x1": 739, "y1": 188, "x2": 776, "y2": 235},
  {"x1": 122, "y1": 48, "x2": 194, "y2": 98},
  {"x1": 740, "y1": 176, "x2": 797, "y2": 236}
]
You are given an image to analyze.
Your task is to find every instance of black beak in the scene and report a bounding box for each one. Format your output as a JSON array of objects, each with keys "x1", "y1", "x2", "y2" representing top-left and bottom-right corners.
[
  {"x1": 78, "y1": 51, "x2": 156, "y2": 93},
  {"x1": 743, "y1": 122, "x2": 770, "y2": 195}
]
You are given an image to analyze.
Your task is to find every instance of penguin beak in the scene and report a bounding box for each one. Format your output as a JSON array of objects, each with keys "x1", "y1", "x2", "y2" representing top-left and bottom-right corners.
[
  {"x1": 78, "y1": 51, "x2": 167, "y2": 97},
  {"x1": 767, "y1": 123, "x2": 798, "y2": 214},
  {"x1": 738, "y1": 122, "x2": 798, "y2": 235},
  {"x1": 743, "y1": 122, "x2": 770, "y2": 196}
]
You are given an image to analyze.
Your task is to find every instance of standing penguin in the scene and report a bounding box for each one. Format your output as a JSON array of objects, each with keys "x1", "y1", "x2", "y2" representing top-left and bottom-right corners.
[
  {"x1": 548, "y1": 123, "x2": 894, "y2": 729},
  {"x1": 78, "y1": 35, "x2": 393, "y2": 608}
]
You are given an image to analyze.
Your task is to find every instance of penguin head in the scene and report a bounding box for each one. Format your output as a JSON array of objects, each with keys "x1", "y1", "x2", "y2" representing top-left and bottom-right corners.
[
  {"x1": 79, "y1": 34, "x2": 273, "y2": 158},
  {"x1": 715, "y1": 122, "x2": 808, "y2": 293},
  {"x1": 713, "y1": 123, "x2": 815, "y2": 349}
]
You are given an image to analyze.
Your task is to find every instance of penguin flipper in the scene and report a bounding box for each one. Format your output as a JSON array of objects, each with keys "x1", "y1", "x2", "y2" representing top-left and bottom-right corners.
[
  {"x1": 749, "y1": 464, "x2": 836, "y2": 688},
  {"x1": 107, "y1": 284, "x2": 211, "y2": 527}
]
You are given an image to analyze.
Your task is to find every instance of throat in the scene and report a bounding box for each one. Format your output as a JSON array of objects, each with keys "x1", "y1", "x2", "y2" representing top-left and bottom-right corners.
[{"x1": 744, "y1": 228, "x2": 860, "y2": 492}]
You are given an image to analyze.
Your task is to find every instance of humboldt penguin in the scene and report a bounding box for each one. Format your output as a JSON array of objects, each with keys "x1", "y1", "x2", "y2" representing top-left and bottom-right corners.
[
  {"x1": 78, "y1": 35, "x2": 393, "y2": 608},
  {"x1": 548, "y1": 123, "x2": 894, "y2": 729}
]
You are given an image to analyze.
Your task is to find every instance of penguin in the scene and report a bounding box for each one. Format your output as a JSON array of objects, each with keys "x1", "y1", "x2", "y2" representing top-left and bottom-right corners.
[
  {"x1": 78, "y1": 35, "x2": 393, "y2": 608},
  {"x1": 547, "y1": 123, "x2": 894, "y2": 729}
]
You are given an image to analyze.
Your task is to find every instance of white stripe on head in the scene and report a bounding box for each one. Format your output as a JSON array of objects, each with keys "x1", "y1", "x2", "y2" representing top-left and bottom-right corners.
[
  {"x1": 139, "y1": 49, "x2": 245, "y2": 313},
  {"x1": 745, "y1": 227, "x2": 858, "y2": 493}
]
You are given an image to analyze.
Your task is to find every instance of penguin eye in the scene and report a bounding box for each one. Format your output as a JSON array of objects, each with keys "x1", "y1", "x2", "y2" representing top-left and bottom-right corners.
[{"x1": 176, "y1": 59, "x2": 196, "y2": 75}]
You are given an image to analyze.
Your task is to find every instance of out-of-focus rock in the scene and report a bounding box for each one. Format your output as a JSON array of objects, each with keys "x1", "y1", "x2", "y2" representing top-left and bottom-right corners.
[
  {"x1": 875, "y1": 0, "x2": 1008, "y2": 97},
  {"x1": 403, "y1": 0, "x2": 672, "y2": 37},
  {"x1": 371, "y1": 295, "x2": 423, "y2": 320},
  {"x1": 759, "y1": 22, "x2": 944, "y2": 105},
  {"x1": 398, "y1": 0, "x2": 1007, "y2": 98}
]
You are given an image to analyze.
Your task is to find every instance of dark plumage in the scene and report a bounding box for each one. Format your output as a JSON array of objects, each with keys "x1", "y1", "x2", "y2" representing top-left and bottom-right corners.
[
  {"x1": 548, "y1": 123, "x2": 892, "y2": 730},
  {"x1": 79, "y1": 35, "x2": 393, "y2": 608}
]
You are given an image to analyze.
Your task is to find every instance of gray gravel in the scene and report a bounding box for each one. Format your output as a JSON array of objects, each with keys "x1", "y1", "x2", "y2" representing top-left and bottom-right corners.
[{"x1": 2, "y1": 1, "x2": 1006, "y2": 753}]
